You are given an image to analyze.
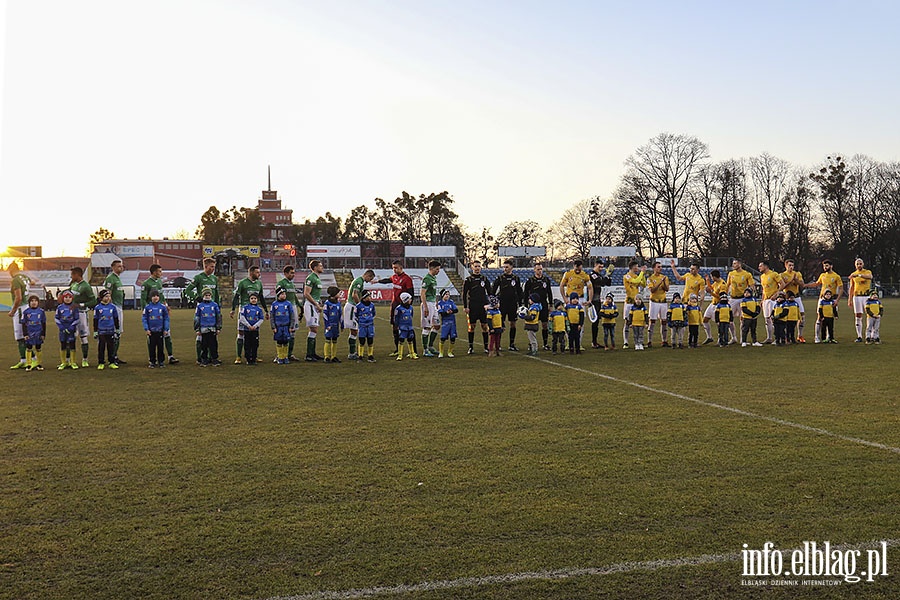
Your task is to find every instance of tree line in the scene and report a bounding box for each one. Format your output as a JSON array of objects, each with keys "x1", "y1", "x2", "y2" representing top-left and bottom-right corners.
[{"x1": 190, "y1": 132, "x2": 900, "y2": 281}]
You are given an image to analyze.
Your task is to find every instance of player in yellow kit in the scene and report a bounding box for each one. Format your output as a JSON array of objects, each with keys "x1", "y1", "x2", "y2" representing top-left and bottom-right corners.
[
  {"x1": 847, "y1": 257, "x2": 873, "y2": 343},
  {"x1": 646, "y1": 262, "x2": 671, "y2": 347},
  {"x1": 758, "y1": 261, "x2": 782, "y2": 344},
  {"x1": 804, "y1": 259, "x2": 844, "y2": 343},
  {"x1": 670, "y1": 260, "x2": 706, "y2": 303},
  {"x1": 622, "y1": 261, "x2": 646, "y2": 348},
  {"x1": 559, "y1": 260, "x2": 591, "y2": 350},
  {"x1": 702, "y1": 270, "x2": 727, "y2": 344},
  {"x1": 725, "y1": 259, "x2": 755, "y2": 344},
  {"x1": 779, "y1": 259, "x2": 807, "y2": 342}
]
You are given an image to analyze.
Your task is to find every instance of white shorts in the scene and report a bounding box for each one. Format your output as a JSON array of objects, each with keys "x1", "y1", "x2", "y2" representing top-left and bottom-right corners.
[
  {"x1": 116, "y1": 305, "x2": 124, "y2": 333},
  {"x1": 76, "y1": 310, "x2": 90, "y2": 341},
  {"x1": 421, "y1": 301, "x2": 437, "y2": 329},
  {"x1": 852, "y1": 295, "x2": 867, "y2": 315},
  {"x1": 648, "y1": 301, "x2": 667, "y2": 321},
  {"x1": 12, "y1": 306, "x2": 24, "y2": 340},
  {"x1": 703, "y1": 302, "x2": 716, "y2": 320},
  {"x1": 623, "y1": 302, "x2": 632, "y2": 321},
  {"x1": 304, "y1": 301, "x2": 320, "y2": 328},
  {"x1": 796, "y1": 297, "x2": 805, "y2": 314},
  {"x1": 762, "y1": 299, "x2": 776, "y2": 319},
  {"x1": 343, "y1": 302, "x2": 357, "y2": 330},
  {"x1": 729, "y1": 298, "x2": 742, "y2": 321}
]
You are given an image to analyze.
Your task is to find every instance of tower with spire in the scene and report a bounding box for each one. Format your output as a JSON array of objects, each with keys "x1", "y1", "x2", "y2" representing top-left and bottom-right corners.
[{"x1": 256, "y1": 165, "x2": 293, "y2": 242}]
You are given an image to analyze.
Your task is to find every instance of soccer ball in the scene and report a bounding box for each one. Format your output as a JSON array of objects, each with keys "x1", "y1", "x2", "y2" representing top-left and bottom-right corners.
[{"x1": 517, "y1": 305, "x2": 528, "y2": 319}]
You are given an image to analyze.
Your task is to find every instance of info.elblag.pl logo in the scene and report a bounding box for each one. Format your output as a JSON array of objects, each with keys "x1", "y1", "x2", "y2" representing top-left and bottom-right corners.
[{"x1": 741, "y1": 541, "x2": 889, "y2": 586}]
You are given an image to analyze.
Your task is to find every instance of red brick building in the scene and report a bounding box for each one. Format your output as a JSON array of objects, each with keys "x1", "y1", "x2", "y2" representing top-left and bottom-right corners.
[{"x1": 92, "y1": 239, "x2": 205, "y2": 271}]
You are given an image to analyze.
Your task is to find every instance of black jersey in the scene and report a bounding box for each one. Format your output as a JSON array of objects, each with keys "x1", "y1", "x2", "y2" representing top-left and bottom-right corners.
[
  {"x1": 463, "y1": 274, "x2": 491, "y2": 309},
  {"x1": 523, "y1": 275, "x2": 554, "y2": 309},
  {"x1": 589, "y1": 270, "x2": 612, "y2": 302},
  {"x1": 492, "y1": 272, "x2": 523, "y2": 306}
]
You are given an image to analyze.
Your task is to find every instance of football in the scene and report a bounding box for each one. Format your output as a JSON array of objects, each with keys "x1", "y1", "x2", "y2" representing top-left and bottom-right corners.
[{"x1": 517, "y1": 305, "x2": 528, "y2": 319}]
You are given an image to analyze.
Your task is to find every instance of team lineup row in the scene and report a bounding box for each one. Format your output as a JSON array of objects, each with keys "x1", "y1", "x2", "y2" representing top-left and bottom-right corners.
[{"x1": 6, "y1": 255, "x2": 887, "y2": 371}]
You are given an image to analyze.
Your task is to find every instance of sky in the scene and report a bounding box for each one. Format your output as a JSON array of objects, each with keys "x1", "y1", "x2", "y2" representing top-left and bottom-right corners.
[{"x1": 2, "y1": 0, "x2": 900, "y2": 257}]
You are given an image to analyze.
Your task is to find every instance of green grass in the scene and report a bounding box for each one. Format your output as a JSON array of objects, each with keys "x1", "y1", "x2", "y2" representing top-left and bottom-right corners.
[{"x1": 2, "y1": 302, "x2": 899, "y2": 599}]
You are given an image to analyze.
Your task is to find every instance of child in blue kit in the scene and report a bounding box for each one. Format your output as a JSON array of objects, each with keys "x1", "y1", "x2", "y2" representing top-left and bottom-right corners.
[
  {"x1": 93, "y1": 289, "x2": 121, "y2": 369},
  {"x1": 21, "y1": 295, "x2": 46, "y2": 371},
  {"x1": 194, "y1": 288, "x2": 223, "y2": 366},
  {"x1": 322, "y1": 286, "x2": 343, "y2": 363},
  {"x1": 55, "y1": 290, "x2": 79, "y2": 370},
  {"x1": 394, "y1": 292, "x2": 417, "y2": 360},
  {"x1": 239, "y1": 291, "x2": 265, "y2": 365},
  {"x1": 436, "y1": 288, "x2": 458, "y2": 358},
  {"x1": 355, "y1": 290, "x2": 377, "y2": 362},
  {"x1": 270, "y1": 286, "x2": 296, "y2": 364},
  {"x1": 141, "y1": 288, "x2": 170, "y2": 368}
]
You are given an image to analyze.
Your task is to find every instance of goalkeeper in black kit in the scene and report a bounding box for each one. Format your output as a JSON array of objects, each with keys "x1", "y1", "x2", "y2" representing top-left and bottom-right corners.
[{"x1": 491, "y1": 259, "x2": 524, "y2": 351}]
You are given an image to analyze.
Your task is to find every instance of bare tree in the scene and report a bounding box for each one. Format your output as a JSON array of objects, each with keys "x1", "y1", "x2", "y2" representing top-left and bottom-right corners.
[
  {"x1": 619, "y1": 133, "x2": 709, "y2": 257},
  {"x1": 749, "y1": 153, "x2": 790, "y2": 260}
]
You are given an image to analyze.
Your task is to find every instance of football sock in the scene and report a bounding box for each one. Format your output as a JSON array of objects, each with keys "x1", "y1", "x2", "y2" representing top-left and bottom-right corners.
[
  {"x1": 422, "y1": 332, "x2": 429, "y2": 350},
  {"x1": 60, "y1": 350, "x2": 67, "y2": 365},
  {"x1": 164, "y1": 336, "x2": 173, "y2": 357},
  {"x1": 428, "y1": 331, "x2": 437, "y2": 348},
  {"x1": 509, "y1": 327, "x2": 516, "y2": 345},
  {"x1": 468, "y1": 331, "x2": 474, "y2": 347},
  {"x1": 703, "y1": 322, "x2": 712, "y2": 340},
  {"x1": 306, "y1": 335, "x2": 316, "y2": 357},
  {"x1": 482, "y1": 331, "x2": 489, "y2": 348},
  {"x1": 236, "y1": 337, "x2": 244, "y2": 358},
  {"x1": 855, "y1": 317, "x2": 863, "y2": 338},
  {"x1": 196, "y1": 337, "x2": 202, "y2": 361},
  {"x1": 348, "y1": 336, "x2": 357, "y2": 355},
  {"x1": 17, "y1": 340, "x2": 26, "y2": 360},
  {"x1": 288, "y1": 337, "x2": 295, "y2": 357},
  {"x1": 542, "y1": 329, "x2": 548, "y2": 346}
]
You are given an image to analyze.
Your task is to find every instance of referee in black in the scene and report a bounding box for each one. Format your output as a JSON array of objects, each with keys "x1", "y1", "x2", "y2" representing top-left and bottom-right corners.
[
  {"x1": 523, "y1": 262, "x2": 555, "y2": 350},
  {"x1": 492, "y1": 259, "x2": 524, "y2": 351},
  {"x1": 589, "y1": 259, "x2": 613, "y2": 348},
  {"x1": 463, "y1": 260, "x2": 492, "y2": 354}
]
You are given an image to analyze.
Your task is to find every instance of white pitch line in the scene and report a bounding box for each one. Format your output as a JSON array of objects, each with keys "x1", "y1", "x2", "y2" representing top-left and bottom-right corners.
[
  {"x1": 265, "y1": 539, "x2": 900, "y2": 600},
  {"x1": 524, "y1": 354, "x2": 900, "y2": 455}
]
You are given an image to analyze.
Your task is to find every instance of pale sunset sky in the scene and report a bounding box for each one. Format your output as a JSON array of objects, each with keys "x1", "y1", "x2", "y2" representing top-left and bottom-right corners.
[{"x1": 2, "y1": 0, "x2": 899, "y2": 257}]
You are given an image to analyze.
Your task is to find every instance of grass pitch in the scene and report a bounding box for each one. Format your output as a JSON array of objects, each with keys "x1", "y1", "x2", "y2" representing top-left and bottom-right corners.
[{"x1": 2, "y1": 302, "x2": 899, "y2": 599}]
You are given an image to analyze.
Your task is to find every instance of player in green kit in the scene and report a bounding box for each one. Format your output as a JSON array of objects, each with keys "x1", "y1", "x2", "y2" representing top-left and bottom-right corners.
[
  {"x1": 8, "y1": 261, "x2": 30, "y2": 369},
  {"x1": 303, "y1": 260, "x2": 326, "y2": 361},
  {"x1": 103, "y1": 259, "x2": 127, "y2": 364},
  {"x1": 344, "y1": 268, "x2": 376, "y2": 360},
  {"x1": 230, "y1": 265, "x2": 268, "y2": 363},
  {"x1": 276, "y1": 265, "x2": 303, "y2": 361},
  {"x1": 141, "y1": 264, "x2": 179, "y2": 364},
  {"x1": 420, "y1": 261, "x2": 442, "y2": 356},
  {"x1": 69, "y1": 266, "x2": 97, "y2": 367},
  {"x1": 185, "y1": 258, "x2": 219, "y2": 363}
]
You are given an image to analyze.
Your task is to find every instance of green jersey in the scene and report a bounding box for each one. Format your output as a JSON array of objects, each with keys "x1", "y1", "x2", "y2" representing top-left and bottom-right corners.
[
  {"x1": 186, "y1": 271, "x2": 219, "y2": 303},
  {"x1": 104, "y1": 272, "x2": 125, "y2": 306},
  {"x1": 69, "y1": 279, "x2": 97, "y2": 309},
  {"x1": 277, "y1": 277, "x2": 301, "y2": 307},
  {"x1": 421, "y1": 273, "x2": 437, "y2": 303},
  {"x1": 141, "y1": 276, "x2": 164, "y2": 306},
  {"x1": 232, "y1": 277, "x2": 267, "y2": 313},
  {"x1": 10, "y1": 273, "x2": 29, "y2": 309},
  {"x1": 348, "y1": 276, "x2": 365, "y2": 304},
  {"x1": 305, "y1": 271, "x2": 322, "y2": 303}
]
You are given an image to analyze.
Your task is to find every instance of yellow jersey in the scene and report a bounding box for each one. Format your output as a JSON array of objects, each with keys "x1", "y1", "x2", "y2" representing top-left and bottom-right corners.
[
  {"x1": 561, "y1": 269, "x2": 591, "y2": 298},
  {"x1": 780, "y1": 270, "x2": 804, "y2": 295},
  {"x1": 866, "y1": 299, "x2": 883, "y2": 317},
  {"x1": 599, "y1": 305, "x2": 618, "y2": 325},
  {"x1": 647, "y1": 273, "x2": 670, "y2": 302},
  {"x1": 784, "y1": 301, "x2": 800, "y2": 321},
  {"x1": 727, "y1": 269, "x2": 754, "y2": 298},
  {"x1": 667, "y1": 304, "x2": 686, "y2": 323},
  {"x1": 566, "y1": 303, "x2": 584, "y2": 325},
  {"x1": 623, "y1": 270, "x2": 646, "y2": 302},
  {"x1": 709, "y1": 279, "x2": 727, "y2": 303},
  {"x1": 818, "y1": 299, "x2": 836, "y2": 318},
  {"x1": 849, "y1": 269, "x2": 872, "y2": 296},
  {"x1": 715, "y1": 304, "x2": 732, "y2": 322},
  {"x1": 629, "y1": 305, "x2": 647, "y2": 327},
  {"x1": 686, "y1": 304, "x2": 702, "y2": 325},
  {"x1": 550, "y1": 310, "x2": 567, "y2": 332},
  {"x1": 760, "y1": 271, "x2": 782, "y2": 300},
  {"x1": 740, "y1": 298, "x2": 760, "y2": 319},
  {"x1": 816, "y1": 271, "x2": 843, "y2": 297},
  {"x1": 488, "y1": 309, "x2": 503, "y2": 329},
  {"x1": 681, "y1": 272, "x2": 705, "y2": 299}
]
